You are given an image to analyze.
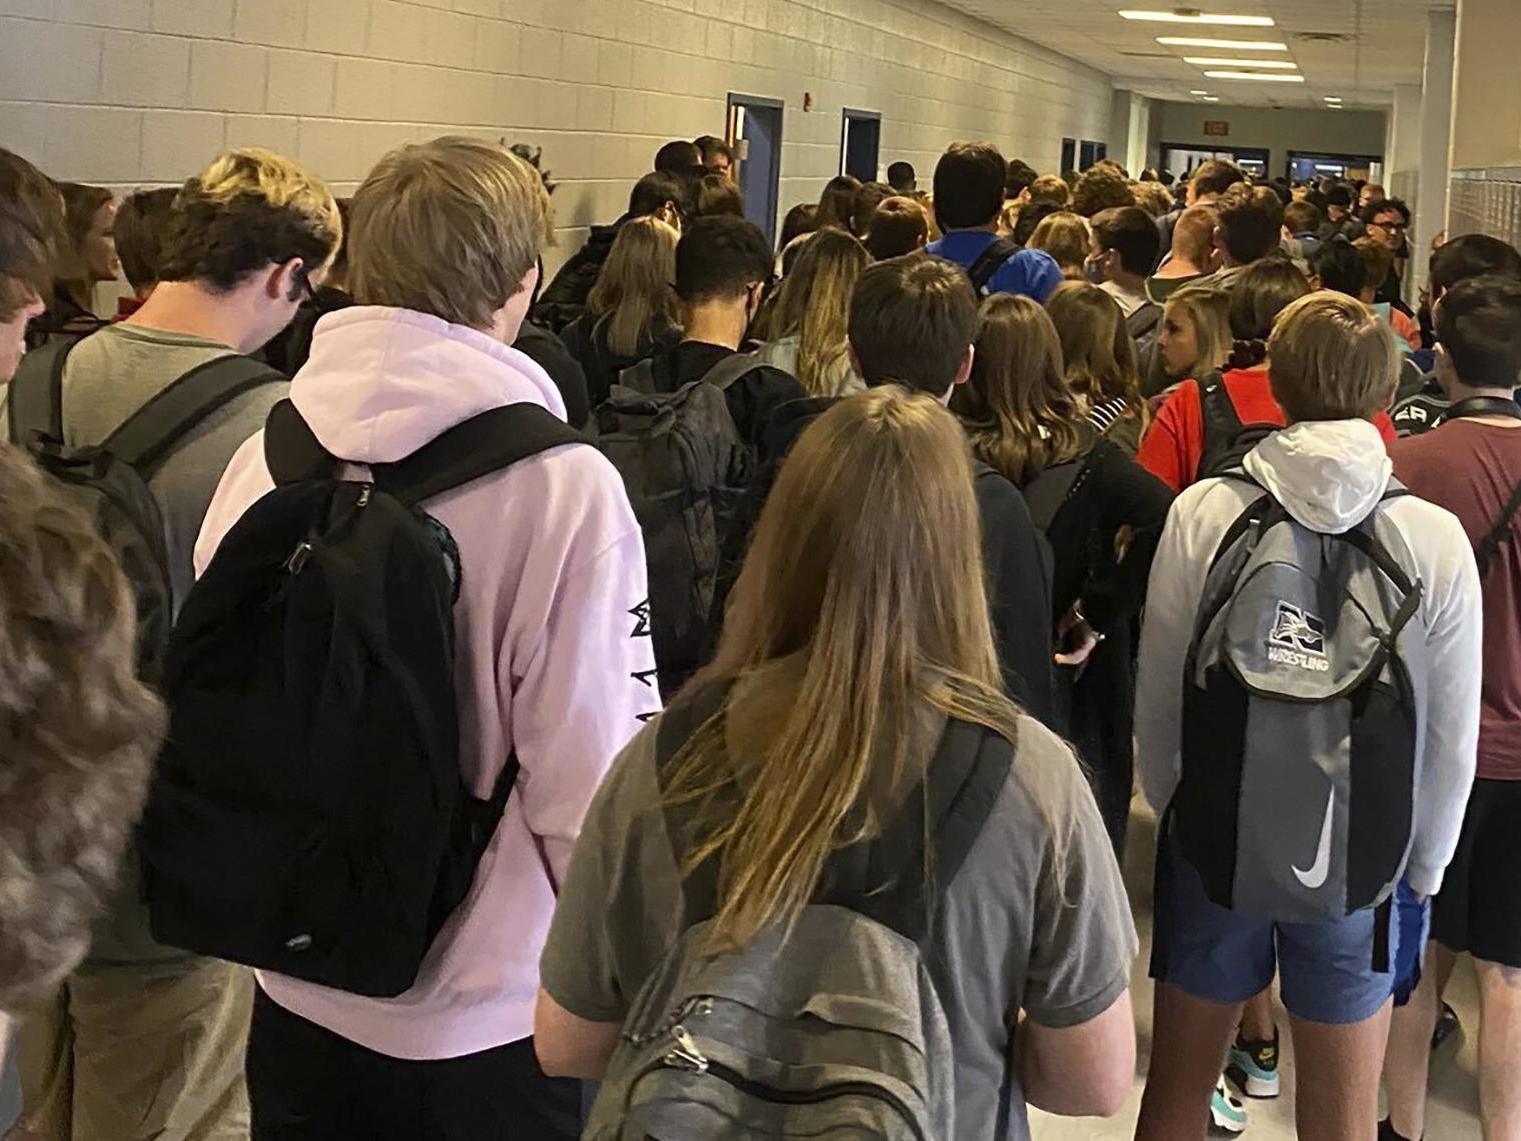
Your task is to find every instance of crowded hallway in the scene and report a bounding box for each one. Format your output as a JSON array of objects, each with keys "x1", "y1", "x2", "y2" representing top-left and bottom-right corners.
[{"x1": 3, "y1": 0, "x2": 1521, "y2": 1138}]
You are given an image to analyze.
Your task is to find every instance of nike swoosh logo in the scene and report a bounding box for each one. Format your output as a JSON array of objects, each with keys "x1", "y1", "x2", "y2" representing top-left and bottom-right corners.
[{"x1": 1293, "y1": 787, "x2": 1335, "y2": 890}]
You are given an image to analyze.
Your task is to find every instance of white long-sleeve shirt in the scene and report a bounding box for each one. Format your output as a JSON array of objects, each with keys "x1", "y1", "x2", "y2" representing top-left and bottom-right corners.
[{"x1": 1135, "y1": 419, "x2": 1482, "y2": 898}]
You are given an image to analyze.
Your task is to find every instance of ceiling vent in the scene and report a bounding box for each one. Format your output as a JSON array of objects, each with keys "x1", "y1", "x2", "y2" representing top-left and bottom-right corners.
[
  {"x1": 1294, "y1": 31, "x2": 1353, "y2": 43},
  {"x1": 1119, "y1": 49, "x2": 1177, "y2": 57}
]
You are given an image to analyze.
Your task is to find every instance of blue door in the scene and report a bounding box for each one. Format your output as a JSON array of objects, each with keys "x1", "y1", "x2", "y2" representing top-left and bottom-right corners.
[{"x1": 728, "y1": 95, "x2": 784, "y2": 247}]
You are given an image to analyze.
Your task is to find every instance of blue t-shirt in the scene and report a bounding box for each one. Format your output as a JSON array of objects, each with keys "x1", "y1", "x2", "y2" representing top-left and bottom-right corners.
[{"x1": 925, "y1": 232, "x2": 1064, "y2": 303}]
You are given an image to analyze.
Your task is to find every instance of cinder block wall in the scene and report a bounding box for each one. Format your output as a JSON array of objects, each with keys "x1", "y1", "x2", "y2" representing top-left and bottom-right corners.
[{"x1": 0, "y1": 0, "x2": 1113, "y2": 276}]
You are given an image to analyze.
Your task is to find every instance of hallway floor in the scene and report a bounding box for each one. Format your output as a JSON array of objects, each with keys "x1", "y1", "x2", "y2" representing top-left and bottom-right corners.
[{"x1": 1029, "y1": 806, "x2": 1484, "y2": 1139}]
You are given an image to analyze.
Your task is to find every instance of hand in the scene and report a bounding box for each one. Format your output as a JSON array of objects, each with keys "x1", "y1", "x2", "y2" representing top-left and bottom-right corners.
[{"x1": 1055, "y1": 605, "x2": 1102, "y2": 669}]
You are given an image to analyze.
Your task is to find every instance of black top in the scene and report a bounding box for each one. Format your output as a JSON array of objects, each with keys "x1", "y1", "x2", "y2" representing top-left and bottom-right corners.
[
  {"x1": 1035, "y1": 438, "x2": 1174, "y2": 633},
  {"x1": 649, "y1": 340, "x2": 805, "y2": 453},
  {"x1": 710, "y1": 395, "x2": 1058, "y2": 727},
  {"x1": 560, "y1": 312, "x2": 683, "y2": 410},
  {"x1": 260, "y1": 286, "x2": 355, "y2": 376},
  {"x1": 514, "y1": 320, "x2": 591, "y2": 429},
  {"x1": 532, "y1": 219, "x2": 623, "y2": 332}
]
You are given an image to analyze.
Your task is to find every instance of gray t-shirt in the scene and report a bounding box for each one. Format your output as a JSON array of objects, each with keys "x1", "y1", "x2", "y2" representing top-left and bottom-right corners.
[
  {"x1": 61, "y1": 322, "x2": 288, "y2": 615},
  {"x1": 59, "y1": 322, "x2": 287, "y2": 964},
  {"x1": 540, "y1": 705, "x2": 1138, "y2": 1141}
]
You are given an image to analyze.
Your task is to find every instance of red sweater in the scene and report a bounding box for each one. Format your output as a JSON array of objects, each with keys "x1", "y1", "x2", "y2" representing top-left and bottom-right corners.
[{"x1": 1137, "y1": 367, "x2": 1398, "y2": 493}]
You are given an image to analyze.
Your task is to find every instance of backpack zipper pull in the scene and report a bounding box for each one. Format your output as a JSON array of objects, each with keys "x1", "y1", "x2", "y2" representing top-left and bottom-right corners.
[
  {"x1": 666, "y1": 1026, "x2": 709, "y2": 1073},
  {"x1": 284, "y1": 541, "x2": 314, "y2": 575}
]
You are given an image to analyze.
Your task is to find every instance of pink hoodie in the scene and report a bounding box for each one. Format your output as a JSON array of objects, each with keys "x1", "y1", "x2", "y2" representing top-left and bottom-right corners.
[{"x1": 195, "y1": 307, "x2": 659, "y2": 1059}]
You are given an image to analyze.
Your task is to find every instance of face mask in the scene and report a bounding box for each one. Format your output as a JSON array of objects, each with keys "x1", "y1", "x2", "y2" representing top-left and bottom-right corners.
[{"x1": 1083, "y1": 255, "x2": 1107, "y2": 285}]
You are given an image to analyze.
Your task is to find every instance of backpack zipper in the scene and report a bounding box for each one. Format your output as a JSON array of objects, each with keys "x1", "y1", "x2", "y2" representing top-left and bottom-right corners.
[{"x1": 655, "y1": 1024, "x2": 926, "y2": 1140}]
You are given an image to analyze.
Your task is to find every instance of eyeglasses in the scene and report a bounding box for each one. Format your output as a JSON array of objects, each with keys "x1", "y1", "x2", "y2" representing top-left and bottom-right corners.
[{"x1": 1370, "y1": 220, "x2": 1407, "y2": 234}]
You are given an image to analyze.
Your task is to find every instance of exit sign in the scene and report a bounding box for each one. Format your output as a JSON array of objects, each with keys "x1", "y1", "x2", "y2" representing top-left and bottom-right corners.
[{"x1": 1203, "y1": 120, "x2": 1230, "y2": 137}]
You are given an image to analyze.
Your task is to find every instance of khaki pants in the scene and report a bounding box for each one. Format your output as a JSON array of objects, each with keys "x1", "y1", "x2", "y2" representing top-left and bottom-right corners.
[{"x1": 14, "y1": 957, "x2": 253, "y2": 1141}]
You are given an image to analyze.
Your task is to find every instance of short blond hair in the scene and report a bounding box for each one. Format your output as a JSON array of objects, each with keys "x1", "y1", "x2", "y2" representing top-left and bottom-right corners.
[
  {"x1": 161, "y1": 149, "x2": 341, "y2": 290},
  {"x1": 349, "y1": 136, "x2": 552, "y2": 329},
  {"x1": 1268, "y1": 292, "x2": 1399, "y2": 423}
]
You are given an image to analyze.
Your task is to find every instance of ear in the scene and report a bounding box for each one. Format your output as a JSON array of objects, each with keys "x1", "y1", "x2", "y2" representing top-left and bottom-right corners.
[
  {"x1": 847, "y1": 343, "x2": 864, "y2": 381},
  {"x1": 1309, "y1": 274, "x2": 1323, "y2": 292},
  {"x1": 487, "y1": 262, "x2": 541, "y2": 344},
  {"x1": 269, "y1": 258, "x2": 304, "y2": 302},
  {"x1": 1211, "y1": 225, "x2": 1225, "y2": 251},
  {"x1": 1433, "y1": 342, "x2": 1460, "y2": 398},
  {"x1": 952, "y1": 343, "x2": 975, "y2": 387}
]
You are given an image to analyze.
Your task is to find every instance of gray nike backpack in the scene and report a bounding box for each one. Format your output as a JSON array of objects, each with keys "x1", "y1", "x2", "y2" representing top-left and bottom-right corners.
[
  {"x1": 1174, "y1": 475, "x2": 1428, "y2": 928},
  {"x1": 584, "y1": 687, "x2": 1012, "y2": 1140}
]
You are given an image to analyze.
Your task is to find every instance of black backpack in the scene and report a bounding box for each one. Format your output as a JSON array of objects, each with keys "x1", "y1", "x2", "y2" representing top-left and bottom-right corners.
[
  {"x1": 1196, "y1": 371, "x2": 1279, "y2": 481},
  {"x1": 599, "y1": 355, "x2": 759, "y2": 697},
  {"x1": 142, "y1": 399, "x2": 585, "y2": 997},
  {"x1": 6, "y1": 339, "x2": 283, "y2": 682},
  {"x1": 965, "y1": 236, "x2": 1021, "y2": 296}
]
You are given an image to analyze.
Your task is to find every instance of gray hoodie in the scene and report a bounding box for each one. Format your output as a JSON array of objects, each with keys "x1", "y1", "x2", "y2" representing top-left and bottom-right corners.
[{"x1": 1136, "y1": 418, "x2": 1482, "y2": 897}]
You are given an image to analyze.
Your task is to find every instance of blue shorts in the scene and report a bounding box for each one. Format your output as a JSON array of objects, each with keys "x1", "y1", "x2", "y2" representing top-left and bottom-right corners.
[
  {"x1": 1153, "y1": 842, "x2": 1403, "y2": 1025},
  {"x1": 1391, "y1": 878, "x2": 1431, "y2": 1007}
]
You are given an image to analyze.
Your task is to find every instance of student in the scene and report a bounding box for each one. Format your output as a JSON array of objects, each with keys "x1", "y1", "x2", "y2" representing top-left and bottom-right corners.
[
  {"x1": 653, "y1": 139, "x2": 702, "y2": 178},
  {"x1": 261, "y1": 197, "x2": 356, "y2": 376},
  {"x1": 1137, "y1": 258, "x2": 1399, "y2": 492},
  {"x1": 33, "y1": 181, "x2": 116, "y2": 342},
  {"x1": 953, "y1": 294, "x2": 1172, "y2": 849},
  {"x1": 1028, "y1": 211, "x2": 1090, "y2": 280},
  {"x1": 1393, "y1": 234, "x2": 1521, "y2": 436},
  {"x1": 1283, "y1": 199, "x2": 1324, "y2": 264},
  {"x1": 1, "y1": 147, "x2": 59, "y2": 383},
  {"x1": 1352, "y1": 237, "x2": 1421, "y2": 351},
  {"x1": 1383, "y1": 275, "x2": 1521, "y2": 1141},
  {"x1": 928, "y1": 143, "x2": 1063, "y2": 302},
  {"x1": 777, "y1": 202, "x2": 819, "y2": 255},
  {"x1": 1157, "y1": 159, "x2": 1243, "y2": 260},
  {"x1": 1156, "y1": 286, "x2": 1232, "y2": 389},
  {"x1": 193, "y1": 137, "x2": 655, "y2": 1140},
  {"x1": 851, "y1": 255, "x2": 1058, "y2": 721},
  {"x1": 863, "y1": 195, "x2": 928, "y2": 261},
  {"x1": 1089, "y1": 206, "x2": 1163, "y2": 319},
  {"x1": 558, "y1": 216, "x2": 682, "y2": 408},
  {"x1": 886, "y1": 159, "x2": 916, "y2": 193},
  {"x1": 1046, "y1": 281, "x2": 1147, "y2": 453},
  {"x1": 1134, "y1": 291, "x2": 1482, "y2": 1141},
  {"x1": 1132, "y1": 179, "x2": 1174, "y2": 220},
  {"x1": 1027, "y1": 174, "x2": 1072, "y2": 210},
  {"x1": 534, "y1": 170, "x2": 689, "y2": 331},
  {"x1": 693, "y1": 171, "x2": 743, "y2": 218},
  {"x1": 1071, "y1": 166, "x2": 1137, "y2": 219},
  {"x1": 646, "y1": 215, "x2": 804, "y2": 448},
  {"x1": 1006, "y1": 157, "x2": 1039, "y2": 201},
  {"x1": 815, "y1": 174, "x2": 862, "y2": 231},
  {"x1": 8, "y1": 148, "x2": 340, "y2": 1141},
  {"x1": 1360, "y1": 182, "x2": 1388, "y2": 212},
  {"x1": 535, "y1": 387, "x2": 1139, "y2": 1140},
  {"x1": 848, "y1": 180, "x2": 894, "y2": 239},
  {"x1": 1201, "y1": 184, "x2": 1285, "y2": 291},
  {"x1": 755, "y1": 227, "x2": 868, "y2": 398},
  {"x1": 1364, "y1": 198, "x2": 1413, "y2": 308},
  {"x1": 693, "y1": 134, "x2": 734, "y2": 180},
  {"x1": 111, "y1": 186, "x2": 178, "y2": 320},
  {"x1": 1148, "y1": 203, "x2": 1218, "y2": 302},
  {"x1": 1318, "y1": 183, "x2": 1358, "y2": 242}
]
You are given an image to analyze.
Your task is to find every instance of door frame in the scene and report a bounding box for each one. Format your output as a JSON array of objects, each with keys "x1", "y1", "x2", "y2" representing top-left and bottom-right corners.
[
  {"x1": 840, "y1": 107, "x2": 882, "y2": 179},
  {"x1": 727, "y1": 93, "x2": 786, "y2": 247}
]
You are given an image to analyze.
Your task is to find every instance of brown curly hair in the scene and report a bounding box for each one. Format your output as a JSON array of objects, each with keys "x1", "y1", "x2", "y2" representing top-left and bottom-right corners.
[{"x1": 0, "y1": 445, "x2": 165, "y2": 1010}]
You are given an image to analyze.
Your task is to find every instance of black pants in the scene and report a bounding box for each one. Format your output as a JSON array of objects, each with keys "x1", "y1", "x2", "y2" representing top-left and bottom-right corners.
[{"x1": 247, "y1": 988, "x2": 584, "y2": 1140}]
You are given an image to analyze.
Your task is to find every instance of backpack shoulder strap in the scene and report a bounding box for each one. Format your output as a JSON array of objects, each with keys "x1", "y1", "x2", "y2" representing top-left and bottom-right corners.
[
  {"x1": 966, "y1": 236, "x2": 1022, "y2": 294},
  {"x1": 104, "y1": 354, "x2": 284, "y2": 474},
  {"x1": 7, "y1": 337, "x2": 75, "y2": 444},
  {"x1": 616, "y1": 357, "x2": 659, "y2": 396},
  {"x1": 1126, "y1": 302, "x2": 1163, "y2": 339},
  {"x1": 374, "y1": 403, "x2": 586, "y2": 507},
  {"x1": 699, "y1": 352, "x2": 767, "y2": 393},
  {"x1": 1476, "y1": 475, "x2": 1521, "y2": 578}
]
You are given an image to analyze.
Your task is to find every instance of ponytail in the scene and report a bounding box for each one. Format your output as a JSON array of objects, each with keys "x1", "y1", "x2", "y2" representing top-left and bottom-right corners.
[{"x1": 1226, "y1": 337, "x2": 1268, "y2": 371}]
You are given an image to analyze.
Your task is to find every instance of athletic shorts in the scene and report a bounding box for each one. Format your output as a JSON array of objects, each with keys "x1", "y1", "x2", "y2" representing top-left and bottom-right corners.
[
  {"x1": 1152, "y1": 839, "x2": 1401, "y2": 1025},
  {"x1": 1433, "y1": 777, "x2": 1521, "y2": 969},
  {"x1": 15, "y1": 955, "x2": 253, "y2": 1141}
]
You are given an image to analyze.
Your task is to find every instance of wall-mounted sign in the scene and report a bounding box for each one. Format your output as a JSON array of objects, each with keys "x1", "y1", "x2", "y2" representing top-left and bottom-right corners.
[{"x1": 1203, "y1": 120, "x2": 1230, "y2": 137}]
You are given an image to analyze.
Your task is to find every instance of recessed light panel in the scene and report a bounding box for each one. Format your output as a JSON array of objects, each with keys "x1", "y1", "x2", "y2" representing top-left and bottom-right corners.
[
  {"x1": 1183, "y1": 57, "x2": 1299, "y2": 68},
  {"x1": 1158, "y1": 36, "x2": 1288, "y2": 49},
  {"x1": 1203, "y1": 70, "x2": 1306, "y2": 82},
  {"x1": 1120, "y1": 10, "x2": 1275, "y2": 26}
]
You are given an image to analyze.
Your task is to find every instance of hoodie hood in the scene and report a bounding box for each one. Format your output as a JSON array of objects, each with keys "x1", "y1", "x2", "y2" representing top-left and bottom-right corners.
[
  {"x1": 1243, "y1": 419, "x2": 1392, "y2": 535},
  {"x1": 292, "y1": 306, "x2": 565, "y2": 464}
]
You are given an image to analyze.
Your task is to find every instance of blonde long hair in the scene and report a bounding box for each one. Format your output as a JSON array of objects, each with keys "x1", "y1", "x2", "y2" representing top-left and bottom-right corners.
[
  {"x1": 666, "y1": 388, "x2": 1037, "y2": 953},
  {"x1": 758, "y1": 228, "x2": 869, "y2": 395},
  {"x1": 1163, "y1": 286, "x2": 1232, "y2": 379},
  {"x1": 587, "y1": 216, "x2": 680, "y2": 358},
  {"x1": 953, "y1": 295, "x2": 1088, "y2": 487},
  {"x1": 1027, "y1": 211, "x2": 1090, "y2": 280},
  {"x1": 1046, "y1": 281, "x2": 1144, "y2": 417}
]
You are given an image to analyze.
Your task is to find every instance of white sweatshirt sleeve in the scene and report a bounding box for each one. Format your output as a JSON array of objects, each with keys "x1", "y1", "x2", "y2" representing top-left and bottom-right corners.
[
  {"x1": 1404, "y1": 506, "x2": 1483, "y2": 898},
  {"x1": 1134, "y1": 486, "x2": 1217, "y2": 815}
]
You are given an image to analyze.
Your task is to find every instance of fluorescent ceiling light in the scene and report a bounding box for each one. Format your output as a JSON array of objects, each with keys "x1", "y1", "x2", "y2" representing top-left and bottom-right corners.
[
  {"x1": 1120, "y1": 10, "x2": 1275, "y2": 26},
  {"x1": 1204, "y1": 70, "x2": 1305, "y2": 82},
  {"x1": 1184, "y1": 56, "x2": 1298, "y2": 68},
  {"x1": 1158, "y1": 36, "x2": 1288, "y2": 49},
  {"x1": 1202, "y1": 96, "x2": 1221, "y2": 102},
  {"x1": 1190, "y1": 89, "x2": 1209, "y2": 94},
  {"x1": 1323, "y1": 96, "x2": 1343, "y2": 102}
]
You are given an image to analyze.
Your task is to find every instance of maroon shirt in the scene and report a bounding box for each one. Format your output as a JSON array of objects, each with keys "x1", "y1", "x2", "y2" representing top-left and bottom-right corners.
[{"x1": 1394, "y1": 418, "x2": 1521, "y2": 780}]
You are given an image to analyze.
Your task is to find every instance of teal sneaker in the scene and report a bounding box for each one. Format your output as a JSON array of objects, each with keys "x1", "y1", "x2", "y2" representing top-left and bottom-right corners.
[
  {"x1": 1227, "y1": 1030, "x2": 1281, "y2": 1098},
  {"x1": 1210, "y1": 1076, "x2": 1249, "y2": 1134}
]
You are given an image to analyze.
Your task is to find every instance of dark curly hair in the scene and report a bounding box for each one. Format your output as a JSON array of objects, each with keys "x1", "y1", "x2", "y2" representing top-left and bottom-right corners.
[{"x1": 0, "y1": 445, "x2": 165, "y2": 1010}]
